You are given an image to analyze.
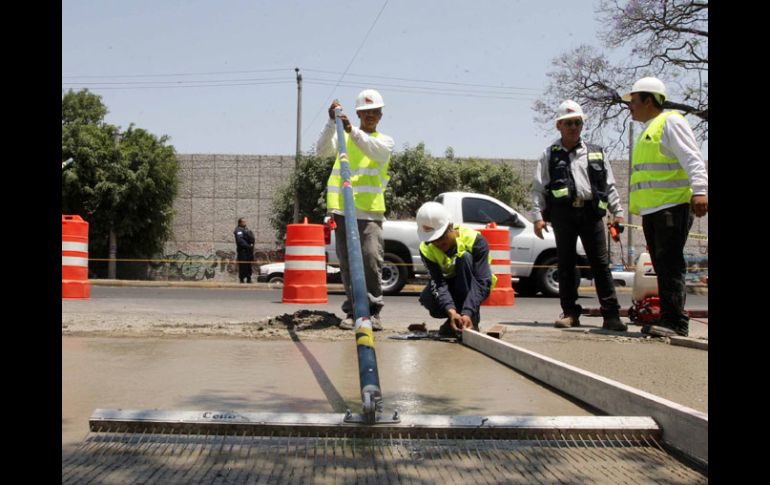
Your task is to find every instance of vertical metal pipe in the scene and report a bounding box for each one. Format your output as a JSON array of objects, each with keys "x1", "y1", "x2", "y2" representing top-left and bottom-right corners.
[
  {"x1": 627, "y1": 121, "x2": 634, "y2": 265},
  {"x1": 292, "y1": 68, "x2": 303, "y2": 223},
  {"x1": 334, "y1": 106, "x2": 382, "y2": 422}
]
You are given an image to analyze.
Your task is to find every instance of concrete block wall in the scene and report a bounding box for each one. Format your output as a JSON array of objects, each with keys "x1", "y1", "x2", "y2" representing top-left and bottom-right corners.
[
  {"x1": 154, "y1": 153, "x2": 707, "y2": 281},
  {"x1": 155, "y1": 154, "x2": 294, "y2": 281}
]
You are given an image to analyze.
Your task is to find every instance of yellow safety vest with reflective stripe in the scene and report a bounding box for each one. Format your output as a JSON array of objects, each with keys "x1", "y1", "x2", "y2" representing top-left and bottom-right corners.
[
  {"x1": 326, "y1": 132, "x2": 390, "y2": 213},
  {"x1": 419, "y1": 226, "x2": 497, "y2": 289},
  {"x1": 629, "y1": 111, "x2": 692, "y2": 215}
]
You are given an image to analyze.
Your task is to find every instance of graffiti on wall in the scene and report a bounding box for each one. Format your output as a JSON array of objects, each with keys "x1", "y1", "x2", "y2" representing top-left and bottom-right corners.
[
  {"x1": 148, "y1": 248, "x2": 287, "y2": 281},
  {"x1": 160, "y1": 251, "x2": 219, "y2": 280}
]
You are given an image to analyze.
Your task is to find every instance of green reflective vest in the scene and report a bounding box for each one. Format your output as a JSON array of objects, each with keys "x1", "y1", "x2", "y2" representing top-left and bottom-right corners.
[
  {"x1": 326, "y1": 132, "x2": 390, "y2": 213},
  {"x1": 419, "y1": 226, "x2": 497, "y2": 289},
  {"x1": 629, "y1": 111, "x2": 692, "y2": 215}
]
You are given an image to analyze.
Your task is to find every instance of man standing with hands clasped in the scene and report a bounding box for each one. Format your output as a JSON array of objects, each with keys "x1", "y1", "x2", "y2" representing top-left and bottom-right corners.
[
  {"x1": 531, "y1": 100, "x2": 627, "y2": 332},
  {"x1": 623, "y1": 77, "x2": 708, "y2": 338}
]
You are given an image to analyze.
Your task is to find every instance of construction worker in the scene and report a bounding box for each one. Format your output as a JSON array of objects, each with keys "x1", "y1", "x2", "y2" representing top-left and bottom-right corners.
[
  {"x1": 415, "y1": 202, "x2": 496, "y2": 338},
  {"x1": 623, "y1": 77, "x2": 708, "y2": 338},
  {"x1": 316, "y1": 89, "x2": 395, "y2": 331},
  {"x1": 234, "y1": 217, "x2": 255, "y2": 283},
  {"x1": 531, "y1": 100, "x2": 627, "y2": 332}
]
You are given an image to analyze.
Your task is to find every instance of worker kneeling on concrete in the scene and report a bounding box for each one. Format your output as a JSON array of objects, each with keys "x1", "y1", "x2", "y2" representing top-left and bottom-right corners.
[{"x1": 416, "y1": 202, "x2": 497, "y2": 338}]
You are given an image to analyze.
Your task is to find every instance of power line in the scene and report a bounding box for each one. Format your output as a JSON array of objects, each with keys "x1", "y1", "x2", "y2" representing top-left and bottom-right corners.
[
  {"x1": 302, "y1": 0, "x2": 390, "y2": 137},
  {"x1": 304, "y1": 80, "x2": 537, "y2": 101},
  {"x1": 61, "y1": 80, "x2": 294, "y2": 90},
  {"x1": 61, "y1": 67, "x2": 294, "y2": 79},
  {"x1": 304, "y1": 77, "x2": 539, "y2": 98},
  {"x1": 62, "y1": 76, "x2": 290, "y2": 86},
  {"x1": 303, "y1": 68, "x2": 540, "y2": 92}
]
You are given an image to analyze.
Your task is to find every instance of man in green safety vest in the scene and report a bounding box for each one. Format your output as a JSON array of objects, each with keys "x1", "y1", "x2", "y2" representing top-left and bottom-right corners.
[
  {"x1": 316, "y1": 89, "x2": 395, "y2": 331},
  {"x1": 623, "y1": 77, "x2": 708, "y2": 338},
  {"x1": 415, "y1": 201, "x2": 496, "y2": 339}
]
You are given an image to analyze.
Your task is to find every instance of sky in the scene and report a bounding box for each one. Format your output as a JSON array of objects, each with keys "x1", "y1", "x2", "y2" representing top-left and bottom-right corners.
[{"x1": 61, "y1": 0, "x2": 707, "y2": 160}]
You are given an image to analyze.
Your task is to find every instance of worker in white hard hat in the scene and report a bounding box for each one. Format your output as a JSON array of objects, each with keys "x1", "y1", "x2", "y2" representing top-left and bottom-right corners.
[
  {"x1": 530, "y1": 100, "x2": 627, "y2": 332},
  {"x1": 415, "y1": 201, "x2": 496, "y2": 339},
  {"x1": 622, "y1": 76, "x2": 708, "y2": 338},
  {"x1": 316, "y1": 89, "x2": 395, "y2": 331}
]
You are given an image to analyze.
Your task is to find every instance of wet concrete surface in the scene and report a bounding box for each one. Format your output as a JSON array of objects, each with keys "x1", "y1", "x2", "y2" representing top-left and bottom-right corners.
[
  {"x1": 63, "y1": 286, "x2": 707, "y2": 459},
  {"x1": 63, "y1": 337, "x2": 593, "y2": 451}
]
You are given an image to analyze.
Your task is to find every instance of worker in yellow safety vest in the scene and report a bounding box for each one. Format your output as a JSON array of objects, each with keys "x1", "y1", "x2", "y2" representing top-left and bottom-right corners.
[
  {"x1": 415, "y1": 202, "x2": 496, "y2": 339},
  {"x1": 316, "y1": 89, "x2": 395, "y2": 331},
  {"x1": 623, "y1": 76, "x2": 708, "y2": 338}
]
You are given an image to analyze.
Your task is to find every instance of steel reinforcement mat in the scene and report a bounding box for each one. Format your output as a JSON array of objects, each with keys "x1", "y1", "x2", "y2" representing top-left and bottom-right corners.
[{"x1": 62, "y1": 432, "x2": 706, "y2": 484}]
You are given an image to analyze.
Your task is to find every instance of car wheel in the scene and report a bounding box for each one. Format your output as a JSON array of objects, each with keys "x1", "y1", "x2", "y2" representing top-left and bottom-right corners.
[
  {"x1": 533, "y1": 255, "x2": 579, "y2": 297},
  {"x1": 267, "y1": 274, "x2": 284, "y2": 289},
  {"x1": 381, "y1": 252, "x2": 408, "y2": 296}
]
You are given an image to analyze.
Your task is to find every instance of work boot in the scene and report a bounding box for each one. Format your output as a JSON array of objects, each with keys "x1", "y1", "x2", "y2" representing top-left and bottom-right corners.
[
  {"x1": 370, "y1": 315, "x2": 383, "y2": 331},
  {"x1": 554, "y1": 313, "x2": 580, "y2": 328},
  {"x1": 602, "y1": 315, "x2": 627, "y2": 332},
  {"x1": 338, "y1": 315, "x2": 355, "y2": 330}
]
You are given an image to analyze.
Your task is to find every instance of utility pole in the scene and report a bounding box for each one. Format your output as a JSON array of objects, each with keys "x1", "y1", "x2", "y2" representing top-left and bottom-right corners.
[
  {"x1": 108, "y1": 131, "x2": 120, "y2": 279},
  {"x1": 627, "y1": 121, "x2": 634, "y2": 267},
  {"x1": 292, "y1": 67, "x2": 303, "y2": 223}
]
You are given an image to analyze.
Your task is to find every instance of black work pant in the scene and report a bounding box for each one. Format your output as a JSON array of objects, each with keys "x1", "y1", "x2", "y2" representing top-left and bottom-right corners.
[
  {"x1": 419, "y1": 252, "x2": 481, "y2": 327},
  {"x1": 550, "y1": 205, "x2": 620, "y2": 318},
  {"x1": 237, "y1": 252, "x2": 253, "y2": 282},
  {"x1": 642, "y1": 203, "x2": 693, "y2": 335}
]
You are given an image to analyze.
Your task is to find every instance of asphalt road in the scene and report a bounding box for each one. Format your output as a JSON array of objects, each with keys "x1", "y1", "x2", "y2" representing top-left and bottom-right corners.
[{"x1": 75, "y1": 284, "x2": 708, "y2": 329}]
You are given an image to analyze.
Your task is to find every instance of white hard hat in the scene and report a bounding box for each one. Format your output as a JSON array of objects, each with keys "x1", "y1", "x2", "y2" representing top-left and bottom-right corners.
[
  {"x1": 416, "y1": 201, "x2": 451, "y2": 242},
  {"x1": 622, "y1": 77, "x2": 667, "y2": 103},
  {"x1": 555, "y1": 100, "x2": 586, "y2": 122},
  {"x1": 355, "y1": 89, "x2": 385, "y2": 111}
]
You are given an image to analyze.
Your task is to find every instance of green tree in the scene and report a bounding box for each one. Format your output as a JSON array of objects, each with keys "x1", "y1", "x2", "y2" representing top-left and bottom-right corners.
[
  {"x1": 270, "y1": 153, "x2": 334, "y2": 242},
  {"x1": 61, "y1": 89, "x2": 179, "y2": 278},
  {"x1": 270, "y1": 143, "x2": 530, "y2": 244}
]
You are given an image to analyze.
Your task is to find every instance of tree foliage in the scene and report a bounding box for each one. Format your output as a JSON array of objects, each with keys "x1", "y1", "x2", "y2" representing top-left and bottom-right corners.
[
  {"x1": 270, "y1": 143, "x2": 530, "y2": 244},
  {"x1": 534, "y1": 0, "x2": 707, "y2": 155},
  {"x1": 61, "y1": 89, "x2": 179, "y2": 274}
]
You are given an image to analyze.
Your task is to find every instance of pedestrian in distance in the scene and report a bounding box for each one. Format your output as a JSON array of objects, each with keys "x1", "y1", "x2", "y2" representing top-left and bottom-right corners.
[
  {"x1": 234, "y1": 217, "x2": 255, "y2": 283},
  {"x1": 623, "y1": 77, "x2": 708, "y2": 338},
  {"x1": 531, "y1": 100, "x2": 627, "y2": 332},
  {"x1": 316, "y1": 89, "x2": 395, "y2": 331},
  {"x1": 415, "y1": 202, "x2": 496, "y2": 339}
]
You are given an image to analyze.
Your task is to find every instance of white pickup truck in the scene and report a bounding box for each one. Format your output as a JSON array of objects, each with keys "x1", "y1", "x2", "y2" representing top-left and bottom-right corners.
[{"x1": 325, "y1": 191, "x2": 590, "y2": 297}]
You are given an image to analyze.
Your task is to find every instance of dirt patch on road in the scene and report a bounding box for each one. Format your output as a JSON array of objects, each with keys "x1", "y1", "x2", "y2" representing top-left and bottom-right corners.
[{"x1": 61, "y1": 310, "x2": 400, "y2": 341}]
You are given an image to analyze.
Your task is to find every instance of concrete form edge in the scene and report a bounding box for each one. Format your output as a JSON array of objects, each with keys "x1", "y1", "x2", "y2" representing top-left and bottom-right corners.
[{"x1": 462, "y1": 330, "x2": 708, "y2": 466}]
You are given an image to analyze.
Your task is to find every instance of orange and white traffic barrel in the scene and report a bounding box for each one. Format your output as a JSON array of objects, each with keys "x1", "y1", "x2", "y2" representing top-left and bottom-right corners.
[
  {"x1": 481, "y1": 222, "x2": 515, "y2": 306},
  {"x1": 62, "y1": 214, "x2": 91, "y2": 299},
  {"x1": 282, "y1": 217, "x2": 328, "y2": 304}
]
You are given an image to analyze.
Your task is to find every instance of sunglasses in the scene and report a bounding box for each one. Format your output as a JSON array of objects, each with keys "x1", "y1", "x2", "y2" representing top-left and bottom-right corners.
[{"x1": 561, "y1": 119, "x2": 583, "y2": 128}]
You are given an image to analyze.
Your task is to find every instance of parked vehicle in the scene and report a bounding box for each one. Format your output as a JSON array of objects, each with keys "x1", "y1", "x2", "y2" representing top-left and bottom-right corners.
[
  {"x1": 324, "y1": 192, "x2": 591, "y2": 296},
  {"x1": 257, "y1": 262, "x2": 341, "y2": 286}
]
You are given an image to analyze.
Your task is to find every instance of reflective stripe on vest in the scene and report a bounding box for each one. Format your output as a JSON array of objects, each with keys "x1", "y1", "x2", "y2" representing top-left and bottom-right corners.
[
  {"x1": 326, "y1": 132, "x2": 390, "y2": 212},
  {"x1": 419, "y1": 226, "x2": 497, "y2": 289},
  {"x1": 629, "y1": 111, "x2": 692, "y2": 215}
]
